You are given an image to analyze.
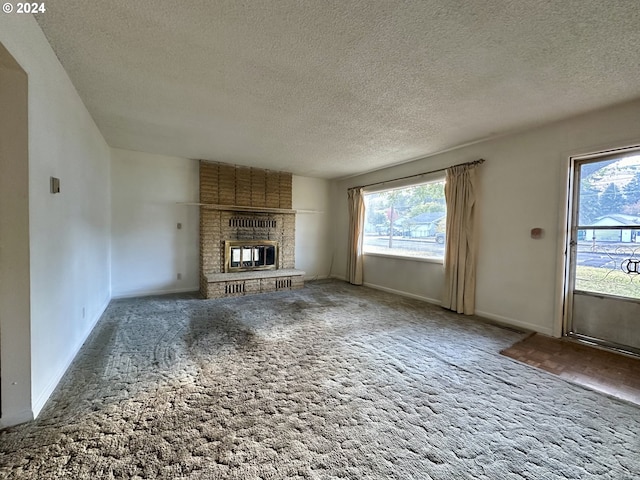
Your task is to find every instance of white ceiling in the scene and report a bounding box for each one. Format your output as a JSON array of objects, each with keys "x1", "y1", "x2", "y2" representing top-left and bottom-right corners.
[{"x1": 35, "y1": 0, "x2": 640, "y2": 179}]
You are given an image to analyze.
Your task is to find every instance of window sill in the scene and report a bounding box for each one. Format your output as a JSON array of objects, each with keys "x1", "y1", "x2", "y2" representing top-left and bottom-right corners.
[{"x1": 363, "y1": 252, "x2": 444, "y2": 265}]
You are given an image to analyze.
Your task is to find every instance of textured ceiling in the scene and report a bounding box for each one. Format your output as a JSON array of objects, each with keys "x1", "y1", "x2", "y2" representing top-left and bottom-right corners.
[{"x1": 35, "y1": 0, "x2": 640, "y2": 178}]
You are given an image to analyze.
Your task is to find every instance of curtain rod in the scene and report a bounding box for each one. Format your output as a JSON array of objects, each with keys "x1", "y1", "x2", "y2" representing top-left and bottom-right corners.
[{"x1": 352, "y1": 158, "x2": 485, "y2": 190}]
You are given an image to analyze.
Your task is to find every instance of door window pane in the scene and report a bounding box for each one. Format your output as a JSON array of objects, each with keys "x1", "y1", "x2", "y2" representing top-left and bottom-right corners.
[{"x1": 575, "y1": 154, "x2": 640, "y2": 299}]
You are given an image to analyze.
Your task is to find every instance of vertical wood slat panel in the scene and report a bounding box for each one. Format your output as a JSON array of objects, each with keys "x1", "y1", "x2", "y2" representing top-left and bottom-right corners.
[
  {"x1": 218, "y1": 164, "x2": 236, "y2": 205},
  {"x1": 199, "y1": 161, "x2": 219, "y2": 204},
  {"x1": 279, "y1": 173, "x2": 292, "y2": 209},
  {"x1": 265, "y1": 171, "x2": 280, "y2": 208},
  {"x1": 235, "y1": 166, "x2": 252, "y2": 206},
  {"x1": 251, "y1": 168, "x2": 266, "y2": 207}
]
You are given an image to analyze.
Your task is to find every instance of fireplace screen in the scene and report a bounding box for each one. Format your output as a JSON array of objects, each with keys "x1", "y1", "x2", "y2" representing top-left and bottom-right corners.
[{"x1": 224, "y1": 240, "x2": 278, "y2": 273}]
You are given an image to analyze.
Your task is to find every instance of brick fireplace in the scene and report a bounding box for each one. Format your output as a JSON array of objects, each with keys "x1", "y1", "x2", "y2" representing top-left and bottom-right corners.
[{"x1": 199, "y1": 161, "x2": 304, "y2": 299}]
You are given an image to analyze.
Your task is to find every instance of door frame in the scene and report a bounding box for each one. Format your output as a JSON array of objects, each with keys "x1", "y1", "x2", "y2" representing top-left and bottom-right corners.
[
  {"x1": 562, "y1": 145, "x2": 640, "y2": 347},
  {"x1": 0, "y1": 41, "x2": 32, "y2": 427}
]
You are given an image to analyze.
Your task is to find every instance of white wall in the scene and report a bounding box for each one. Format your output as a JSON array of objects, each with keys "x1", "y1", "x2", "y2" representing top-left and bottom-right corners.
[
  {"x1": 293, "y1": 176, "x2": 332, "y2": 279},
  {"x1": 111, "y1": 148, "x2": 200, "y2": 297},
  {"x1": 331, "y1": 99, "x2": 640, "y2": 335},
  {"x1": 0, "y1": 15, "x2": 112, "y2": 425}
]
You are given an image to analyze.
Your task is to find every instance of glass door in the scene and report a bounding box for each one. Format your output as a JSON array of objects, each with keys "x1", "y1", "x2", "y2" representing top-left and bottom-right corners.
[{"x1": 566, "y1": 150, "x2": 640, "y2": 353}]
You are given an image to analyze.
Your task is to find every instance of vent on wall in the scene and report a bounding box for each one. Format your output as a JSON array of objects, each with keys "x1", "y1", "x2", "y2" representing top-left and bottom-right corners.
[
  {"x1": 225, "y1": 282, "x2": 246, "y2": 294},
  {"x1": 229, "y1": 217, "x2": 277, "y2": 229},
  {"x1": 276, "y1": 278, "x2": 292, "y2": 290}
]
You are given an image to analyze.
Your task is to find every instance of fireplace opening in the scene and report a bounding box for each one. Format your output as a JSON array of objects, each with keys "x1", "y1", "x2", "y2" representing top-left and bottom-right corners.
[{"x1": 225, "y1": 240, "x2": 278, "y2": 273}]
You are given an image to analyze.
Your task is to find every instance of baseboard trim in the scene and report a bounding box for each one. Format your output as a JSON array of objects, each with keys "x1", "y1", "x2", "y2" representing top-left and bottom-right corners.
[
  {"x1": 358, "y1": 281, "x2": 552, "y2": 335},
  {"x1": 475, "y1": 309, "x2": 553, "y2": 336},
  {"x1": 304, "y1": 274, "x2": 330, "y2": 281},
  {"x1": 112, "y1": 286, "x2": 200, "y2": 299},
  {"x1": 330, "y1": 274, "x2": 347, "y2": 282},
  {"x1": 363, "y1": 282, "x2": 442, "y2": 306},
  {"x1": 31, "y1": 295, "x2": 111, "y2": 418}
]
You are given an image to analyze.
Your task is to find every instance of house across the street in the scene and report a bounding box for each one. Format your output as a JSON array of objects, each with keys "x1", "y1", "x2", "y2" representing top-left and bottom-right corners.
[
  {"x1": 407, "y1": 212, "x2": 446, "y2": 238},
  {"x1": 582, "y1": 214, "x2": 640, "y2": 243}
]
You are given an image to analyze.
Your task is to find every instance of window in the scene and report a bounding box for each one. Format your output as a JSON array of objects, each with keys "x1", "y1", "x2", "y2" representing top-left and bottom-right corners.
[{"x1": 363, "y1": 179, "x2": 446, "y2": 260}]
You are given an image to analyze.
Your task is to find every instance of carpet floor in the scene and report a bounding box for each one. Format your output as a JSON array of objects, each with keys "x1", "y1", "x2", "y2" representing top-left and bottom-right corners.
[{"x1": 0, "y1": 280, "x2": 638, "y2": 479}]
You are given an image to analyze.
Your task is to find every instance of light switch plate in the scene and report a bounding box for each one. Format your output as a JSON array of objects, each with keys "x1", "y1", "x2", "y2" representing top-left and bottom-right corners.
[{"x1": 50, "y1": 177, "x2": 60, "y2": 194}]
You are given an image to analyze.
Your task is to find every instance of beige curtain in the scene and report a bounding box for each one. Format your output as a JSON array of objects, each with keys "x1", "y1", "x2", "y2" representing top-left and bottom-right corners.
[
  {"x1": 347, "y1": 187, "x2": 365, "y2": 285},
  {"x1": 443, "y1": 164, "x2": 479, "y2": 314}
]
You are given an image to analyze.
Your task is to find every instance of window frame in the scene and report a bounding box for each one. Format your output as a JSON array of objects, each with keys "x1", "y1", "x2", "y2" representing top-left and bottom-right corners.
[{"x1": 362, "y1": 175, "x2": 447, "y2": 263}]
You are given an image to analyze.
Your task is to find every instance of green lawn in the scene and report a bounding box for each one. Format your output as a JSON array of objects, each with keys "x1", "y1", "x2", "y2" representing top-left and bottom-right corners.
[{"x1": 575, "y1": 265, "x2": 640, "y2": 299}]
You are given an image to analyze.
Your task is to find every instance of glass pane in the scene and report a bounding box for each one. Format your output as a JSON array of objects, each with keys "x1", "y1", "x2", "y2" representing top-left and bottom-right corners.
[
  {"x1": 363, "y1": 181, "x2": 446, "y2": 259},
  {"x1": 231, "y1": 247, "x2": 241, "y2": 267},
  {"x1": 255, "y1": 246, "x2": 265, "y2": 266},
  {"x1": 575, "y1": 154, "x2": 640, "y2": 299},
  {"x1": 265, "y1": 246, "x2": 275, "y2": 265},
  {"x1": 575, "y1": 240, "x2": 640, "y2": 299},
  {"x1": 578, "y1": 154, "x2": 640, "y2": 226}
]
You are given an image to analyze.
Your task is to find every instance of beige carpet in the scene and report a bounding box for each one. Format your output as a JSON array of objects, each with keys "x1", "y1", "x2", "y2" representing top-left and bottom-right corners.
[{"x1": 0, "y1": 280, "x2": 638, "y2": 479}]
